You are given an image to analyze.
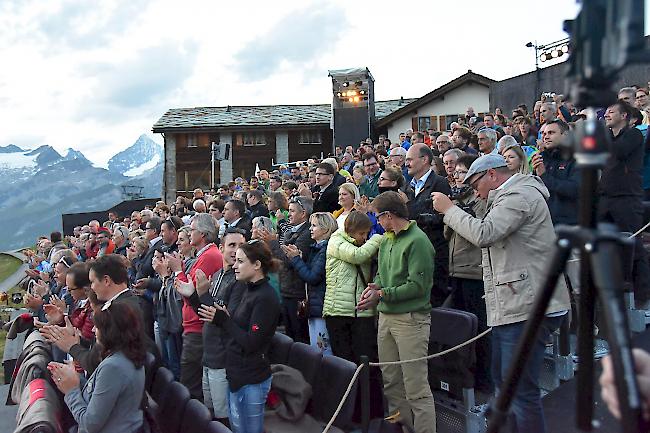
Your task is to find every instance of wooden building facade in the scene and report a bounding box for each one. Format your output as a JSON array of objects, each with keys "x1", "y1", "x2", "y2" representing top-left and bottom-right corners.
[{"x1": 153, "y1": 100, "x2": 410, "y2": 203}]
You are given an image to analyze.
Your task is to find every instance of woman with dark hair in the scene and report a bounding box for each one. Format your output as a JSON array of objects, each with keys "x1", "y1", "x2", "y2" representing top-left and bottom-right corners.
[
  {"x1": 48, "y1": 302, "x2": 146, "y2": 433},
  {"x1": 198, "y1": 240, "x2": 281, "y2": 433}
]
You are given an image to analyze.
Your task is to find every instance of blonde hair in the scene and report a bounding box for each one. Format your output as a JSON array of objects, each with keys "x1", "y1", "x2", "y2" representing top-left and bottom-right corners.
[
  {"x1": 339, "y1": 182, "x2": 361, "y2": 202},
  {"x1": 502, "y1": 144, "x2": 531, "y2": 175},
  {"x1": 310, "y1": 212, "x2": 338, "y2": 240}
]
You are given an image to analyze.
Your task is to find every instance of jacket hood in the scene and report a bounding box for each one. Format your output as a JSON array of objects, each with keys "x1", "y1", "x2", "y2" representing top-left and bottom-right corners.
[{"x1": 490, "y1": 173, "x2": 550, "y2": 202}]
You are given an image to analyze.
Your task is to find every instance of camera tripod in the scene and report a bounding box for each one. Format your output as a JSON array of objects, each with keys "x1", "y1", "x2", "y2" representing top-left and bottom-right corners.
[{"x1": 486, "y1": 1, "x2": 649, "y2": 431}]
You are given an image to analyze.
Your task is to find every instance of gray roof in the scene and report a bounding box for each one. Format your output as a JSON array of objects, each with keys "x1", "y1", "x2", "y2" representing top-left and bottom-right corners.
[{"x1": 152, "y1": 98, "x2": 417, "y2": 132}]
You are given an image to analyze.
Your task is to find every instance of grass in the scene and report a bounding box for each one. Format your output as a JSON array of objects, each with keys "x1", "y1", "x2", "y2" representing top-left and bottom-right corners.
[{"x1": 0, "y1": 254, "x2": 21, "y2": 285}]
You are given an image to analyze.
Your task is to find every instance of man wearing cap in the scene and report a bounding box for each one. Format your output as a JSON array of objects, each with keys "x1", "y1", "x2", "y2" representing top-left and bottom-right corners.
[{"x1": 432, "y1": 154, "x2": 571, "y2": 433}]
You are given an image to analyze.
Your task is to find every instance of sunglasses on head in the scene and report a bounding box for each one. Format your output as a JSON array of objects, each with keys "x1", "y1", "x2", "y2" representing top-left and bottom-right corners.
[{"x1": 58, "y1": 256, "x2": 72, "y2": 268}]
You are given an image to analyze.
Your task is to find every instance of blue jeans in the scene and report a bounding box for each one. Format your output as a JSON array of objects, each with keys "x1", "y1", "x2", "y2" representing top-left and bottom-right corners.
[
  {"x1": 159, "y1": 330, "x2": 182, "y2": 381},
  {"x1": 492, "y1": 315, "x2": 565, "y2": 433},
  {"x1": 228, "y1": 376, "x2": 272, "y2": 433}
]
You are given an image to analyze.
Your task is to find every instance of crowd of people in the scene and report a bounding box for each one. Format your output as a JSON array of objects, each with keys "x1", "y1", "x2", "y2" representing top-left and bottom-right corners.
[{"x1": 17, "y1": 84, "x2": 650, "y2": 433}]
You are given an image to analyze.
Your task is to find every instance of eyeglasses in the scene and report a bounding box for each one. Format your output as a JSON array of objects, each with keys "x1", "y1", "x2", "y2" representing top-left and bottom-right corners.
[
  {"x1": 315, "y1": 172, "x2": 331, "y2": 176},
  {"x1": 363, "y1": 161, "x2": 378, "y2": 167},
  {"x1": 58, "y1": 256, "x2": 72, "y2": 268},
  {"x1": 453, "y1": 170, "x2": 469, "y2": 177},
  {"x1": 469, "y1": 171, "x2": 488, "y2": 190},
  {"x1": 376, "y1": 211, "x2": 390, "y2": 219},
  {"x1": 247, "y1": 239, "x2": 261, "y2": 245}
]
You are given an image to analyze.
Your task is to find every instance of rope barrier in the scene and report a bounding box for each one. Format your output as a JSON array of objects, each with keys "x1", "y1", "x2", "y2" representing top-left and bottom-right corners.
[
  {"x1": 321, "y1": 327, "x2": 493, "y2": 433},
  {"x1": 629, "y1": 220, "x2": 650, "y2": 239}
]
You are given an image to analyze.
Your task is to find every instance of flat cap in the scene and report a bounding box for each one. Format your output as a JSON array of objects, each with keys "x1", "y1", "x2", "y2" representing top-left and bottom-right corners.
[{"x1": 464, "y1": 154, "x2": 507, "y2": 184}]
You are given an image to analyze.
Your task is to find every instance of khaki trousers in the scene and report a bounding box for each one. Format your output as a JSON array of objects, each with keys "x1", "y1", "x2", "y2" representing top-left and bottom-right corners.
[{"x1": 378, "y1": 312, "x2": 436, "y2": 433}]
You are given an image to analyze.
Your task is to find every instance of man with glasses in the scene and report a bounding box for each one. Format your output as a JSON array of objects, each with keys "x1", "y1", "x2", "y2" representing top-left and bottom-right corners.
[
  {"x1": 435, "y1": 134, "x2": 452, "y2": 155},
  {"x1": 405, "y1": 143, "x2": 451, "y2": 306},
  {"x1": 451, "y1": 126, "x2": 478, "y2": 155},
  {"x1": 357, "y1": 191, "x2": 436, "y2": 433},
  {"x1": 133, "y1": 216, "x2": 163, "y2": 339},
  {"x1": 312, "y1": 162, "x2": 340, "y2": 213},
  {"x1": 388, "y1": 146, "x2": 411, "y2": 183},
  {"x1": 359, "y1": 152, "x2": 382, "y2": 199},
  {"x1": 432, "y1": 154, "x2": 570, "y2": 433}
]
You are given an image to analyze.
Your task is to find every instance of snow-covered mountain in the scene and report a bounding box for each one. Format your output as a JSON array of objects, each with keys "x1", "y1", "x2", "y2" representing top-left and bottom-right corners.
[
  {"x1": 0, "y1": 136, "x2": 163, "y2": 251},
  {"x1": 108, "y1": 134, "x2": 163, "y2": 177}
]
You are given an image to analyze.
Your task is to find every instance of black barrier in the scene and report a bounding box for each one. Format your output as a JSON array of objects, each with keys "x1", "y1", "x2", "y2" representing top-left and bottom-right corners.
[{"x1": 61, "y1": 197, "x2": 160, "y2": 235}]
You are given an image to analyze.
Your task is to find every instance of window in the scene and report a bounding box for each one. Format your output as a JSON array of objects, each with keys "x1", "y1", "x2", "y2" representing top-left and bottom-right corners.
[
  {"x1": 187, "y1": 134, "x2": 198, "y2": 148},
  {"x1": 298, "y1": 130, "x2": 322, "y2": 145},
  {"x1": 418, "y1": 117, "x2": 431, "y2": 132},
  {"x1": 235, "y1": 133, "x2": 267, "y2": 147}
]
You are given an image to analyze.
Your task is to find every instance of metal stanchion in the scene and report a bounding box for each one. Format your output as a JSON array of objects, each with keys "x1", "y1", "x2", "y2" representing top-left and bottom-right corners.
[{"x1": 360, "y1": 355, "x2": 370, "y2": 433}]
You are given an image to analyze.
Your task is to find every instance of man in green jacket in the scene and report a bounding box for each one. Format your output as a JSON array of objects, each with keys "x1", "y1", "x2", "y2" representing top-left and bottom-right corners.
[{"x1": 357, "y1": 191, "x2": 436, "y2": 433}]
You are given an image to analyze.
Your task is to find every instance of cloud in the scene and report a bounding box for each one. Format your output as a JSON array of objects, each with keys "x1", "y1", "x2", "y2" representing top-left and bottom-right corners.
[
  {"x1": 76, "y1": 41, "x2": 199, "y2": 122},
  {"x1": 35, "y1": 0, "x2": 151, "y2": 51},
  {"x1": 233, "y1": 3, "x2": 349, "y2": 81}
]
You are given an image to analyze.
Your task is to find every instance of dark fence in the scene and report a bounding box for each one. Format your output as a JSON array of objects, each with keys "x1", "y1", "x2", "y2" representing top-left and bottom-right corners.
[{"x1": 61, "y1": 198, "x2": 160, "y2": 236}]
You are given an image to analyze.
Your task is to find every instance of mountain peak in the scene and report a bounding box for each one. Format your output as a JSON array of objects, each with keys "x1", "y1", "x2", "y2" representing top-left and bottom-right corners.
[
  {"x1": 0, "y1": 144, "x2": 25, "y2": 153},
  {"x1": 107, "y1": 135, "x2": 163, "y2": 176}
]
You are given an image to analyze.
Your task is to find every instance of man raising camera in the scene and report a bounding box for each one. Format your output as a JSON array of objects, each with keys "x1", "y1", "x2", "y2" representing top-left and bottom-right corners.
[{"x1": 432, "y1": 154, "x2": 571, "y2": 433}]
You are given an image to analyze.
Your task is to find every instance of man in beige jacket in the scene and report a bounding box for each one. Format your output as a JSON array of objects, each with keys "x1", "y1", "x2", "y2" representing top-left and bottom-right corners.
[{"x1": 432, "y1": 154, "x2": 571, "y2": 433}]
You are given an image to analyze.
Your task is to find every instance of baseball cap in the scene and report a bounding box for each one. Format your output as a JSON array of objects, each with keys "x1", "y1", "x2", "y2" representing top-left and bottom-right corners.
[{"x1": 463, "y1": 154, "x2": 507, "y2": 185}]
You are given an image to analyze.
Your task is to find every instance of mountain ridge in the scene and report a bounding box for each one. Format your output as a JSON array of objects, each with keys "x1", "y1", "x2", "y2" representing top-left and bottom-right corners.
[{"x1": 0, "y1": 134, "x2": 163, "y2": 250}]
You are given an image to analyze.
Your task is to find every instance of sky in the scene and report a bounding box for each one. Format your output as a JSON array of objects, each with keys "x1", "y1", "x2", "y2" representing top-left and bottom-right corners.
[{"x1": 0, "y1": 0, "x2": 645, "y2": 166}]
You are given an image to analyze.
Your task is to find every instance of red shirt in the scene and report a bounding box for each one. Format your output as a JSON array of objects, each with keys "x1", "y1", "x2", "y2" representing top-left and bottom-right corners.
[{"x1": 177, "y1": 244, "x2": 223, "y2": 334}]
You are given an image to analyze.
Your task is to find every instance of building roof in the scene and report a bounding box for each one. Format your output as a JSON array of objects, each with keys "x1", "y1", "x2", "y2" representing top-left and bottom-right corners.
[
  {"x1": 374, "y1": 70, "x2": 495, "y2": 128},
  {"x1": 152, "y1": 98, "x2": 417, "y2": 133}
]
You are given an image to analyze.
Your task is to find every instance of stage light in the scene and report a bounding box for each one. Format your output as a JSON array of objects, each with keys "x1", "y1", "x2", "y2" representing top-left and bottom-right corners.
[
  {"x1": 360, "y1": 90, "x2": 365, "y2": 95},
  {"x1": 336, "y1": 92, "x2": 341, "y2": 97},
  {"x1": 348, "y1": 97, "x2": 353, "y2": 103},
  {"x1": 353, "y1": 96, "x2": 360, "y2": 103},
  {"x1": 540, "y1": 54, "x2": 547, "y2": 62},
  {"x1": 561, "y1": 44, "x2": 569, "y2": 53},
  {"x1": 342, "y1": 82, "x2": 349, "y2": 87},
  {"x1": 551, "y1": 50, "x2": 559, "y2": 58}
]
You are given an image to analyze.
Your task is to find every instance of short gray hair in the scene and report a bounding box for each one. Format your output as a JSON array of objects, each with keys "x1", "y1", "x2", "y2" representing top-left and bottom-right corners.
[
  {"x1": 497, "y1": 135, "x2": 519, "y2": 152},
  {"x1": 443, "y1": 149, "x2": 464, "y2": 159},
  {"x1": 290, "y1": 196, "x2": 313, "y2": 216},
  {"x1": 619, "y1": 87, "x2": 636, "y2": 99},
  {"x1": 192, "y1": 213, "x2": 218, "y2": 244},
  {"x1": 478, "y1": 128, "x2": 497, "y2": 144},
  {"x1": 321, "y1": 157, "x2": 339, "y2": 173}
]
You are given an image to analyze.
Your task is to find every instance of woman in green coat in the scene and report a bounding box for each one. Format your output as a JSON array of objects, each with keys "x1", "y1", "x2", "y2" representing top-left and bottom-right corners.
[{"x1": 324, "y1": 211, "x2": 382, "y2": 364}]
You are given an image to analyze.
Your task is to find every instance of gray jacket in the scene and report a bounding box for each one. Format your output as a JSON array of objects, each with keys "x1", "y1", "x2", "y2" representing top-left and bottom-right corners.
[
  {"x1": 64, "y1": 351, "x2": 145, "y2": 433},
  {"x1": 443, "y1": 173, "x2": 571, "y2": 327}
]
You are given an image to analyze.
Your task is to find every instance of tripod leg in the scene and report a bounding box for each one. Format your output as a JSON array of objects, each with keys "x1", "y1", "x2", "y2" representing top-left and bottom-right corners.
[
  {"x1": 590, "y1": 237, "x2": 648, "y2": 433},
  {"x1": 487, "y1": 237, "x2": 573, "y2": 433},
  {"x1": 576, "y1": 247, "x2": 595, "y2": 430}
]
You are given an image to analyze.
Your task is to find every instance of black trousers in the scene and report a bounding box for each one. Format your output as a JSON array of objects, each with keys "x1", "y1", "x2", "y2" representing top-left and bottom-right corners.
[
  {"x1": 325, "y1": 316, "x2": 383, "y2": 418},
  {"x1": 598, "y1": 196, "x2": 650, "y2": 302},
  {"x1": 281, "y1": 297, "x2": 309, "y2": 344},
  {"x1": 449, "y1": 276, "x2": 493, "y2": 392}
]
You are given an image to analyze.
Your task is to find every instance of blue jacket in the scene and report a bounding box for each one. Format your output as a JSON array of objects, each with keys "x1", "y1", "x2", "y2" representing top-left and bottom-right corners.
[
  {"x1": 289, "y1": 240, "x2": 327, "y2": 317},
  {"x1": 539, "y1": 147, "x2": 580, "y2": 225}
]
